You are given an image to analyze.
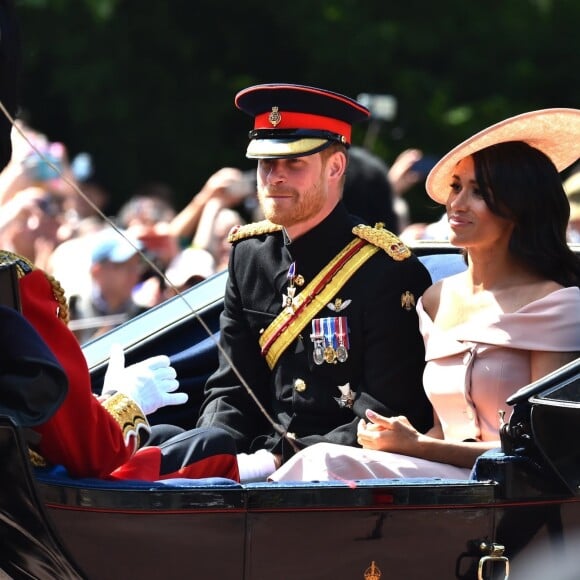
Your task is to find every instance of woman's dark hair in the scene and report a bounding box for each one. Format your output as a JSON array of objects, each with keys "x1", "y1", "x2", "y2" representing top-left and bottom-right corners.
[{"x1": 472, "y1": 141, "x2": 580, "y2": 287}]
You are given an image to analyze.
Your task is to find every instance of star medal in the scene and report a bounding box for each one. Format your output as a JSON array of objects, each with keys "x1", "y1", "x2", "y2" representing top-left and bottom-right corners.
[
  {"x1": 334, "y1": 383, "x2": 355, "y2": 409},
  {"x1": 310, "y1": 318, "x2": 325, "y2": 366}
]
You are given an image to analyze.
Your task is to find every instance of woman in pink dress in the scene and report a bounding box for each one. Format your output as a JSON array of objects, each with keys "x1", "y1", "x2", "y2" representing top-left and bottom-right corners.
[{"x1": 270, "y1": 108, "x2": 580, "y2": 482}]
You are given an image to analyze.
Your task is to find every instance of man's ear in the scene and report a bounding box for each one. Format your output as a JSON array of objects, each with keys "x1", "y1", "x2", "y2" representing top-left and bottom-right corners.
[{"x1": 326, "y1": 150, "x2": 347, "y2": 181}]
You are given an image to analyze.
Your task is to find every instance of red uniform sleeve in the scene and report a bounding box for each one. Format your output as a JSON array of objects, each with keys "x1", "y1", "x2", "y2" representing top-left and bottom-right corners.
[{"x1": 20, "y1": 270, "x2": 135, "y2": 478}]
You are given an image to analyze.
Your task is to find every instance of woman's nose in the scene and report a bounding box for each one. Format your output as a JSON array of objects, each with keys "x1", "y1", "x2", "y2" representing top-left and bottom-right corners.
[{"x1": 448, "y1": 188, "x2": 468, "y2": 209}]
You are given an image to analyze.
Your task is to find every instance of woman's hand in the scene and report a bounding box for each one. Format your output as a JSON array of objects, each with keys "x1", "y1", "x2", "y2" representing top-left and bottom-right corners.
[{"x1": 357, "y1": 409, "x2": 420, "y2": 455}]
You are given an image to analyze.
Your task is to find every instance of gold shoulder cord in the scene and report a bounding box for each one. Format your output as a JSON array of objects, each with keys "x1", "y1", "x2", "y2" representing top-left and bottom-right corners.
[
  {"x1": 352, "y1": 223, "x2": 411, "y2": 261},
  {"x1": 227, "y1": 220, "x2": 283, "y2": 243}
]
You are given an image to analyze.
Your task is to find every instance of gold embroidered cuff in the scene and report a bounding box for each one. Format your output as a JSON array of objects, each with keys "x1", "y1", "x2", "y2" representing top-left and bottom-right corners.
[{"x1": 102, "y1": 392, "x2": 150, "y2": 449}]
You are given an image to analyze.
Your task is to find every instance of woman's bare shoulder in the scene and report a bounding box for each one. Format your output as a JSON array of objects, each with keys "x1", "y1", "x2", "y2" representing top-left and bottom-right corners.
[{"x1": 421, "y1": 273, "x2": 464, "y2": 319}]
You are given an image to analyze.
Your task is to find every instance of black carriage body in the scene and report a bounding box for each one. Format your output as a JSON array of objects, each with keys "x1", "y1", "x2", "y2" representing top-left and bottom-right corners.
[
  {"x1": 2, "y1": 244, "x2": 580, "y2": 580},
  {"x1": 36, "y1": 445, "x2": 580, "y2": 580}
]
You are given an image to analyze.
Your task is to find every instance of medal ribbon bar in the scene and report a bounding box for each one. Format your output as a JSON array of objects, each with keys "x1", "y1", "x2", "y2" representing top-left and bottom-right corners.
[{"x1": 259, "y1": 237, "x2": 379, "y2": 369}]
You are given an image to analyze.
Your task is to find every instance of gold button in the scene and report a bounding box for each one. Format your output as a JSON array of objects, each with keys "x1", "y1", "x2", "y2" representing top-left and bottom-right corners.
[
  {"x1": 294, "y1": 274, "x2": 305, "y2": 287},
  {"x1": 294, "y1": 378, "x2": 307, "y2": 393}
]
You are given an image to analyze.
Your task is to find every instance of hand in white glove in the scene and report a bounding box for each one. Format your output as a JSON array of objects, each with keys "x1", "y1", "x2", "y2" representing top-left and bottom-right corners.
[
  {"x1": 102, "y1": 344, "x2": 187, "y2": 415},
  {"x1": 236, "y1": 450, "x2": 278, "y2": 483}
]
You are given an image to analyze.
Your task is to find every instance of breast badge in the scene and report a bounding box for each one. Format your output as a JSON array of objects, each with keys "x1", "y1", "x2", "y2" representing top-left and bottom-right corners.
[
  {"x1": 327, "y1": 297, "x2": 351, "y2": 312},
  {"x1": 400, "y1": 290, "x2": 415, "y2": 311}
]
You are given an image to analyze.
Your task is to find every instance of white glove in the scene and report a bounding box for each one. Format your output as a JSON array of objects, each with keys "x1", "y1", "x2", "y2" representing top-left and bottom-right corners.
[
  {"x1": 236, "y1": 450, "x2": 278, "y2": 483},
  {"x1": 102, "y1": 343, "x2": 187, "y2": 415}
]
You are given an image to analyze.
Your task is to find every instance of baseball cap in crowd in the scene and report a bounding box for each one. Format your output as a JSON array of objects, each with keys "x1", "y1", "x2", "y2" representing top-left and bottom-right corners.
[
  {"x1": 165, "y1": 247, "x2": 216, "y2": 290},
  {"x1": 235, "y1": 83, "x2": 370, "y2": 159},
  {"x1": 90, "y1": 229, "x2": 144, "y2": 265}
]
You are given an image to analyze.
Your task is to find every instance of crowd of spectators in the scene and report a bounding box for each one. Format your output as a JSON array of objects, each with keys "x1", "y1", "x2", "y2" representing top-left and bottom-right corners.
[
  {"x1": 2, "y1": 121, "x2": 577, "y2": 345},
  {"x1": 0, "y1": 122, "x2": 254, "y2": 343}
]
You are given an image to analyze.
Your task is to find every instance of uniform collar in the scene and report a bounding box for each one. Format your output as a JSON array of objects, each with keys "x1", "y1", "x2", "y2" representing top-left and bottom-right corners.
[{"x1": 286, "y1": 202, "x2": 356, "y2": 264}]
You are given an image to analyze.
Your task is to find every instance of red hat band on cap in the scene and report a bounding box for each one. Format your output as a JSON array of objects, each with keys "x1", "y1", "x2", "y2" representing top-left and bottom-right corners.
[
  {"x1": 254, "y1": 110, "x2": 352, "y2": 144},
  {"x1": 235, "y1": 83, "x2": 370, "y2": 159}
]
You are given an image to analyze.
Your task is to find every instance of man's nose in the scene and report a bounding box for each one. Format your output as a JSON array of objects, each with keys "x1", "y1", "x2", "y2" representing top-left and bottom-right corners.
[{"x1": 265, "y1": 161, "x2": 287, "y2": 184}]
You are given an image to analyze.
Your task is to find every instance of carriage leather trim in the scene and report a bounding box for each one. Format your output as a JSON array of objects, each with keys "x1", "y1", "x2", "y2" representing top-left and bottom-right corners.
[{"x1": 259, "y1": 237, "x2": 379, "y2": 369}]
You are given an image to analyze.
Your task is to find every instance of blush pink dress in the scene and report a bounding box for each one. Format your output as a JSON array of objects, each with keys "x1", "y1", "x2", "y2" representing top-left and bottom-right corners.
[{"x1": 270, "y1": 287, "x2": 580, "y2": 482}]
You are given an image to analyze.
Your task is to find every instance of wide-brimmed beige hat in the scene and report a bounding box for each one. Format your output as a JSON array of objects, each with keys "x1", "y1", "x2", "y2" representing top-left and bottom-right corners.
[{"x1": 426, "y1": 108, "x2": 580, "y2": 204}]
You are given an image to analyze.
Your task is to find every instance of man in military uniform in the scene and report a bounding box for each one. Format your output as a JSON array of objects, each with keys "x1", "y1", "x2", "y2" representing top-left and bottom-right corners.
[{"x1": 197, "y1": 84, "x2": 433, "y2": 481}]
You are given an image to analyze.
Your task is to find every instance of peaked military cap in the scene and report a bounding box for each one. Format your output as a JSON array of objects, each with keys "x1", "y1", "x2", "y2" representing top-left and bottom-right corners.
[{"x1": 235, "y1": 83, "x2": 370, "y2": 159}]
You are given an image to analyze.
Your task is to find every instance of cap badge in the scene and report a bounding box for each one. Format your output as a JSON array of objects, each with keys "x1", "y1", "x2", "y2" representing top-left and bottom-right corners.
[{"x1": 268, "y1": 106, "x2": 282, "y2": 127}]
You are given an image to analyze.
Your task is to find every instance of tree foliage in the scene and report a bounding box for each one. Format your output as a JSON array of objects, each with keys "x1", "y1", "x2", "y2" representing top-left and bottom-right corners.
[{"x1": 14, "y1": 0, "x2": 580, "y2": 221}]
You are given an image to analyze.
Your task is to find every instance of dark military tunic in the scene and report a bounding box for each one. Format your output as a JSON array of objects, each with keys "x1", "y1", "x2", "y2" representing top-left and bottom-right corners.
[{"x1": 197, "y1": 202, "x2": 433, "y2": 458}]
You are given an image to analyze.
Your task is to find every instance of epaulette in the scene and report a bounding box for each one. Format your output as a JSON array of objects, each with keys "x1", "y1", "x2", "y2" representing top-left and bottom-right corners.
[
  {"x1": 0, "y1": 250, "x2": 34, "y2": 278},
  {"x1": 227, "y1": 220, "x2": 283, "y2": 243},
  {"x1": 352, "y1": 223, "x2": 411, "y2": 261},
  {"x1": 0, "y1": 249, "x2": 70, "y2": 324}
]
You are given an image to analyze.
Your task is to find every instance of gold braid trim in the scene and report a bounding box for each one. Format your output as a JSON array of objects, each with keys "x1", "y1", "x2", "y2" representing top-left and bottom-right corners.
[
  {"x1": 227, "y1": 220, "x2": 283, "y2": 243},
  {"x1": 46, "y1": 273, "x2": 70, "y2": 325},
  {"x1": 0, "y1": 249, "x2": 34, "y2": 276},
  {"x1": 102, "y1": 392, "x2": 150, "y2": 449},
  {"x1": 28, "y1": 448, "x2": 48, "y2": 468},
  {"x1": 352, "y1": 223, "x2": 411, "y2": 261},
  {"x1": 0, "y1": 250, "x2": 70, "y2": 324}
]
